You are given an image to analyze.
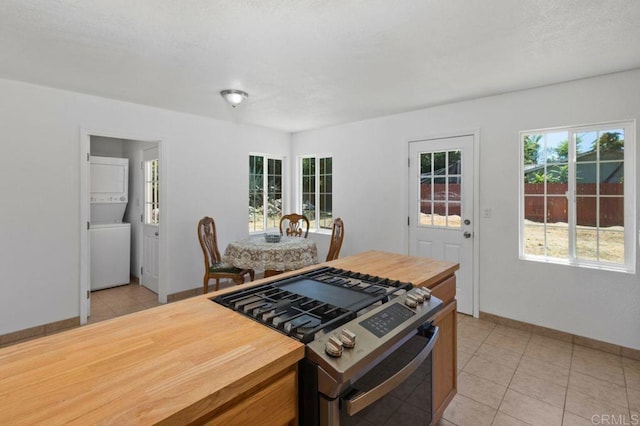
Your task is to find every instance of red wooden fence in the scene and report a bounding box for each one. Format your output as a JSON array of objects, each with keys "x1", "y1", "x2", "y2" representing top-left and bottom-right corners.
[
  {"x1": 420, "y1": 184, "x2": 460, "y2": 216},
  {"x1": 523, "y1": 183, "x2": 622, "y2": 227},
  {"x1": 421, "y1": 183, "x2": 623, "y2": 226}
]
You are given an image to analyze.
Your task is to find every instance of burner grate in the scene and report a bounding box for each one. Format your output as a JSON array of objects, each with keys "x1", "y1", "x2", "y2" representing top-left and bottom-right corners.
[{"x1": 212, "y1": 266, "x2": 413, "y2": 343}]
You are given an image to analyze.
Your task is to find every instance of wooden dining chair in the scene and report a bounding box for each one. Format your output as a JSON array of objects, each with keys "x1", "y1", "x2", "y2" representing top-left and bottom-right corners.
[
  {"x1": 279, "y1": 213, "x2": 310, "y2": 238},
  {"x1": 326, "y1": 218, "x2": 344, "y2": 261},
  {"x1": 197, "y1": 216, "x2": 254, "y2": 293}
]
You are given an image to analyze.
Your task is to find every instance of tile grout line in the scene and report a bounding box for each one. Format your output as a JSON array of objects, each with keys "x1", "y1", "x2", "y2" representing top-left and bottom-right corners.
[
  {"x1": 459, "y1": 317, "x2": 636, "y2": 426},
  {"x1": 467, "y1": 326, "x2": 498, "y2": 426},
  {"x1": 623, "y1": 358, "x2": 633, "y2": 420},
  {"x1": 445, "y1": 319, "x2": 496, "y2": 426},
  {"x1": 461, "y1": 321, "x2": 530, "y2": 426},
  {"x1": 554, "y1": 334, "x2": 627, "y2": 423},
  {"x1": 560, "y1": 342, "x2": 575, "y2": 426},
  {"x1": 569, "y1": 349, "x2": 631, "y2": 418},
  {"x1": 491, "y1": 330, "x2": 533, "y2": 426}
]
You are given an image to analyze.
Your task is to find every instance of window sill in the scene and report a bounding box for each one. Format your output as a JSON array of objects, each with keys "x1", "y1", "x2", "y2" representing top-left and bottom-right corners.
[{"x1": 519, "y1": 254, "x2": 635, "y2": 274}]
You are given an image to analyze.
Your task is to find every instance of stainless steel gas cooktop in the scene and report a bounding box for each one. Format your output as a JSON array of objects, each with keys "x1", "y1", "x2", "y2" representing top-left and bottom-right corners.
[{"x1": 212, "y1": 266, "x2": 437, "y2": 344}]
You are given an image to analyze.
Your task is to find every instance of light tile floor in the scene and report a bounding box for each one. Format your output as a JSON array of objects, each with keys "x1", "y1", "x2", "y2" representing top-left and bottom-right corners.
[
  {"x1": 88, "y1": 283, "x2": 161, "y2": 323},
  {"x1": 2, "y1": 280, "x2": 250, "y2": 348},
  {"x1": 437, "y1": 314, "x2": 640, "y2": 426}
]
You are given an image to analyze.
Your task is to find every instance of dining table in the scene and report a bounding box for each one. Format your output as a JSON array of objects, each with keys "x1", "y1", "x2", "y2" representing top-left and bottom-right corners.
[{"x1": 223, "y1": 235, "x2": 318, "y2": 276}]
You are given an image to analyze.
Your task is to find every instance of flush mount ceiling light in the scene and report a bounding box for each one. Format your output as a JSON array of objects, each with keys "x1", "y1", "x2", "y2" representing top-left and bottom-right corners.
[{"x1": 220, "y1": 89, "x2": 248, "y2": 108}]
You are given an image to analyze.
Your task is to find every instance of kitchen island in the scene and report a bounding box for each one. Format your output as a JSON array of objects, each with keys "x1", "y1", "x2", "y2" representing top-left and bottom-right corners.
[{"x1": 0, "y1": 251, "x2": 458, "y2": 425}]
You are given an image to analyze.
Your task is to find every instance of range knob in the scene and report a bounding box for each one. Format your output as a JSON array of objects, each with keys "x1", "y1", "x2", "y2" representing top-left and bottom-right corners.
[
  {"x1": 325, "y1": 335, "x2": 344, "y2": 357},
  {"x1": 340, "y1": 328, "x2": 357, "y2": 348},
  {"x1": 420, "y1": 287, "x2": 432, "y2": 300},
  {"x1": 412, "y1": 290, "x2": 425, "y2": 304},
  {"x1": 405, "y1": 294, "x2": 418, "y2": 308},
  {"x1": 417, "y1": 287, "x2": 432, "y2": 301}
]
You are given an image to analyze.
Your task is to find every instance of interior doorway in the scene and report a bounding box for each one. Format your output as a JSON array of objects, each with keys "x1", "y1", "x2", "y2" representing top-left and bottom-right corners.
[{"x1": 80, "y1": 131, "x2": 164, "y2": 325}]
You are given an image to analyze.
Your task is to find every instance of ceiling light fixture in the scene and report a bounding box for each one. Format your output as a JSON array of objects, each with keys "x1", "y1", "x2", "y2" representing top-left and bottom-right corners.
[{"x1": 220, "y1": 89, "x2": 248, "y2": 108}]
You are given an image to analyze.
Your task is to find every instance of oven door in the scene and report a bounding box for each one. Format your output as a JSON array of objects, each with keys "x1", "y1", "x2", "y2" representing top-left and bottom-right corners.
[{"x1": 324, "y1": 324, "x2": 439, "y2": 426}]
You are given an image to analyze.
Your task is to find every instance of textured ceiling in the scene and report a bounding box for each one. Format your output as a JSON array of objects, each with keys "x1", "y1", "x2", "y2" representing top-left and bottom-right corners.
[{"x1": 1, "y1": 1, "x2": 639, "y2": 133}]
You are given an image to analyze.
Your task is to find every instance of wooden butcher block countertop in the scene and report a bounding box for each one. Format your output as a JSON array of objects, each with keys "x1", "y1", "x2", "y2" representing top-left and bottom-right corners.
[
  {"x1": 327, "y1": 250, "x2": 459, "y2": 288},
  {"x1": 0, "y1": 250, "x2": 457, "y2": 425},
  {"x1": 0, "y1": 295, "x2": 304, "y2": 425}
]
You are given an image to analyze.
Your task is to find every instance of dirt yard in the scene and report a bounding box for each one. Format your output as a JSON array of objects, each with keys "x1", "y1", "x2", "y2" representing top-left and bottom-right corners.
[
  {"x1": 523, "y1": 220, "x2": 624, "y2": 263},
  {"x1": 419, "y1": 214, "x2": 625, "y2": 264}
]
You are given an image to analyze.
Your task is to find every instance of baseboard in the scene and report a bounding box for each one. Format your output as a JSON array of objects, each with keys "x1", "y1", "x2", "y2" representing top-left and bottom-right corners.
[
  {"x1": 478, "y1": 311, "x2": 640, "y2": 361},
  {"x1": 0, "y1": 316, "x2": 80, "y2": 347},
  {"x1": 167, "y1": 287, "x2": 204, "y2": 303}
]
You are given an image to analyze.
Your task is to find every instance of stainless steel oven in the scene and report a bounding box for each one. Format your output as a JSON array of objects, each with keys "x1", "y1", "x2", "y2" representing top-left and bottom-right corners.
[
  {"x1": 340, "y1": 326, "x2": 436, "y2": 425},
  {"x1": 213, "y1": 266, "x2": 442, "y2": 426},
  {"x1": 302, "y1": 316, "x2": 439, "y2": 426}
]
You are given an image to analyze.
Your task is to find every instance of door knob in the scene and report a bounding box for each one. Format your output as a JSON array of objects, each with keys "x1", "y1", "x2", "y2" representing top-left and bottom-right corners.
[{"x1": 463, "y1": 231, "x2": 472, "y2": 239}]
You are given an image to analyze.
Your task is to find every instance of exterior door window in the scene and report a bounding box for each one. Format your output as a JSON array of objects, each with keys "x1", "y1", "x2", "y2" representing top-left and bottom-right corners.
[{"x1": 419, "y1": 150, "x2": 462, "y2": 228}]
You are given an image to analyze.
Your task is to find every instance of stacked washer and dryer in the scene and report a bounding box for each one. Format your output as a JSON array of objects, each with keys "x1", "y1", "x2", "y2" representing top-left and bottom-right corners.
[{"x1": 90, "y1": 156, "x2": 131, "y2": 291}]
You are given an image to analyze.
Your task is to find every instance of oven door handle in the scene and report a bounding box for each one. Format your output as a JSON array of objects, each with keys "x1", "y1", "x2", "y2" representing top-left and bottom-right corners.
[{"x1": 344, "y1": 325, "x2": 439, "y2": 416}]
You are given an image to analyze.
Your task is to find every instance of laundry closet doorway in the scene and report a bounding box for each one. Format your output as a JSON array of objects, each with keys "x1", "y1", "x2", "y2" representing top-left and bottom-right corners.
[{"x1": 80, "y1": 131, "x2": 165, "y2": 325}]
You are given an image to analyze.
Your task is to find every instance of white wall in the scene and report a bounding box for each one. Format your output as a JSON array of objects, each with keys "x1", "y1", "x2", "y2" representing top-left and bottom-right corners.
[
  {"x1": 2, "y1": 70, "x2": 638, "y2": 349},
  {"x1": 0, "y1": 78, "x2": 290, "y2": 335},
  {"x1": 292, "y1": 69, "x2": 640, "y2": 350}
]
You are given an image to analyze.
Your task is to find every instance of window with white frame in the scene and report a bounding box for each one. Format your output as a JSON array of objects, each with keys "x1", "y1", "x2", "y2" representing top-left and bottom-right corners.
[
  {"x1": 249, "y1": 154, "x2": 283, "y2": 232},
  {"x1": 520, "y1": 121, "x2": 635, "y2": 271},
  {"x1": 300, "y1": 156, "x2": 332, "y2": 231}
]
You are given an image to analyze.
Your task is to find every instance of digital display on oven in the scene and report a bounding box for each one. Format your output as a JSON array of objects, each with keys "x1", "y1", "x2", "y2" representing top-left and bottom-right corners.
[{"x1": 359, "y1": 303, "x2": 415, "y2": 338}]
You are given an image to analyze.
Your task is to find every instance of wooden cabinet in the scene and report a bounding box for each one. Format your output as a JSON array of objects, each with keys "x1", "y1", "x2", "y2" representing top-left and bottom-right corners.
[
  {"x1": 419, "y1": 274, "x2": 457, "y2": 422},
  {"x1": 200, "y1": 367, "x2": 298, "y2": 426}
]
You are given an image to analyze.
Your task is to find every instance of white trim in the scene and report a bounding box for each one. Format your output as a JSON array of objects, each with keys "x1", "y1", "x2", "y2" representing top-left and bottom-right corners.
[
  {"x1": 80, "y1": 128, "x2": 166, "y2": 325},
  {"x1": 79, "y1": 131, "x2": 90, "y2": 324},
  {"x1": 405, "y1": 129, "x2": 481, "y2": 318},
  {"x1": 248, "y1": 153, "x2": 286, "y2": 233},
  {"x1": 296, "y1": 153, "x2": 334, "y2": 233},
  {"x1": 472, "y1": 129, "x2": 480, "y2": 318}
]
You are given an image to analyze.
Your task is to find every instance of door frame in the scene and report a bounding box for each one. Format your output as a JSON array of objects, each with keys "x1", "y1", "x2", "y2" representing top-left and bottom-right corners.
[
  {"x1": 141, "y1": 146, "x2": 161, "y2": 293},
  {"x1": 79, "y1": 128, "x2": 167, "y2": 325},
  {"x1": 404, "y1": 129, "x2": 481, "y2": 318}
]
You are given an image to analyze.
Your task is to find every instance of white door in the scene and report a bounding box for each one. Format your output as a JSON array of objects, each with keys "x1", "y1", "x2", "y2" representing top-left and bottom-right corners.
[
  {"x1": 408, "y1": 135, "x2": 475, "y2": 314},
  {"x1": 141, "y1": 148, "x2": 160, "y2": 293}
]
